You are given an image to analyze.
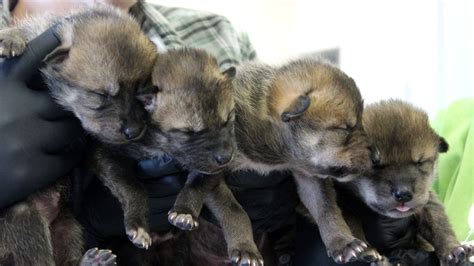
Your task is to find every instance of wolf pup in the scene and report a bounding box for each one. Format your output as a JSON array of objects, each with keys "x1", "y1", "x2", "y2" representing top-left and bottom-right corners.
[
  {"x1": 0, "y1": 6, "x2": 156, "y2": 264},
  {"x1": 334, "y1": 99, "x2": 473, "y2": 265},
  {"x1": 169, "y1": 58, "x2": 382, "y2": 264},
  {"x1": 94, "y1": 48, "x2": 263, "y2": 265}
]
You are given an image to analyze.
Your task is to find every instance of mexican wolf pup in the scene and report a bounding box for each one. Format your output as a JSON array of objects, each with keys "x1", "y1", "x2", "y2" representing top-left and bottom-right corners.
[
  {"x1": 333, "y1": 99, "x2": 473, "y2": 265},
  {"x1": 94, "y1": 47, "x2": 263, "y2": 265},
  {"x1": 0, "y1": 6, "x2": 156, "y2": 265},
  {"x1": 170, "y1": 58, "x2": 382, "y2": 264}
]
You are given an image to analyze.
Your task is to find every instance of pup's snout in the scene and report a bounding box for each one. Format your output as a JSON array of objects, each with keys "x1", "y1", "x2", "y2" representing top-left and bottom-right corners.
[
  {"x1": 369, "y1": 145, "x2": 381, "y2": 166},
  {"x1": 391, "y1": 188, "x2": 413, "y2": 203},
  {"x1": 213, "y1": 150, "x2": 234, "y2": 166},
  {"x1": 123, "y1": 123, "x2": 145, "y2": 140}
]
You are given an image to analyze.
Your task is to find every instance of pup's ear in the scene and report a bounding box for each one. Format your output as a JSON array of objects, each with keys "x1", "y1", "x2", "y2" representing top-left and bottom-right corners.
[
  {"x1": 43, "y1": 46, "x2": 70, "y2": 67},
  {"x1": 136, "y1": 85, "x2": 160, "y2": 109},
  {"x1": 438, "y1": 137, "x2": 449, "y2": 153},
  {"x1": 281, "y1": 95, "x2": 311, "y2": 122},
  {"x1": 43, "y1": 27, "x2": 73, "y2": 67},
  {"x1": 222, "y1": 66, "x2": 236, "y2": 79}
]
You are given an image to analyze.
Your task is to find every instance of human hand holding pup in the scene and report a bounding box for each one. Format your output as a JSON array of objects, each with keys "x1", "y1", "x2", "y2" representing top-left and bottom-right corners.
[{"x1": 0, "y1": 27, "x2": 85, "y2": 209}]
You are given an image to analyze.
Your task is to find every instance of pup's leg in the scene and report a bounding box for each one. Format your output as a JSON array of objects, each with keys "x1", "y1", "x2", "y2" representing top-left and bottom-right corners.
[
  {"x1": 0, "y1": 200, "x2": 54, "y2": 265},
  {"x1": 0, "y1": 26, "x2": 28, "y2": 58},
  {"x1": 50, "y1": 209, "x2": 85, "y2": 265},
  {"x1": 168, "y1": 172, "x2": 208, "y2": 231},
  {"x1": 93, "y1": 149, "x2": 152, "y2": 250},
  {"x1": 342, "y1": 210, "x2": 385, "y2": 264},
  {"x1": 0, "y1": 15, "x2": 58, "y2": 58},
  {"x1": 294, "y1": 176, "x2": 369, "y2": 263},
  {"x1": 205, "y1": 177, "x2": 263, "y2": 266},
  {"x1": 417, "y1": 191, "x2": 473, "y2": 265}
]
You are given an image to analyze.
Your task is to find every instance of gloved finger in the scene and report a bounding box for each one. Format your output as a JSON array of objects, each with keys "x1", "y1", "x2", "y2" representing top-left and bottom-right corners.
[
  {"x1": 9, "y1": 27, "x2": 60, "y2": 80},
  {"x1": 137, "y1": 156, "x2": 186, "y2": 178},
  {"x1": 31, "y1": 151, "x2": 84, "y2": 182},
  {"x1": 148, "y1": 194, "x2": 178, "y2": 215},
  {"x1": 142, "y1": 174, "x2": 187, "y2": 197},
  {"x1": 226, "y1": 170, "x2": 291, "y2": 188},
  {"x1": 38, "y1": 118, "x2": 84, "y2": 154},
  {"x1": 34, "y1": 90, "x2": 76, "y2": 121}
]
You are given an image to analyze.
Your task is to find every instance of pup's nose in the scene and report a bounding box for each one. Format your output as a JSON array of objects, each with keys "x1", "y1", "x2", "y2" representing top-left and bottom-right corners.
[
  {"x1": 123, "y1": 124, "x2": 144, "y2": 140},
  {"x1": 369, "y1": 145, "x2": 381, "y2": 165},
  {"x1": 391, "y1": 189, "x2": 413, "y2": 203},
  {"x1": 213, "y1": 151, "x2": 233, "y2": 166}
]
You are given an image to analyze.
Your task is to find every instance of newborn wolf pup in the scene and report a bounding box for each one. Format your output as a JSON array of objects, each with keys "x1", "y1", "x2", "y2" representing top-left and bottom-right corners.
[
  {"x1": 170, "y1": 58, "x2": 382, "y2": 264},
  {"x1": 0, "y1": 6, "x2": 156, "y2": 265},
  {"x1": 335, "y1": 99, "x2": 472, "y2": 265},
  {"x1": 94, "y1": 48, "x2": 262, "y2": 265}
]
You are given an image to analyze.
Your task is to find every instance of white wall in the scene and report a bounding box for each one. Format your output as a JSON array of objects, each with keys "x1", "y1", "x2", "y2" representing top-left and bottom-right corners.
[{"x1": 149, "y1": 0, "x2": 474, "y2": 117}]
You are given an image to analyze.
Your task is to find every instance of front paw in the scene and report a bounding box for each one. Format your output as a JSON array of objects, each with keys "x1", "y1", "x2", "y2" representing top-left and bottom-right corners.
[
  {"x1": 360, "y1": 247, "x2": 384, "y2": 263},
  {"x1": 440, "y1": 244, "x2": 473, "y2": 265},
  {"x1": 126, "y1": 226, "x2": 152, "y2": 250},
  {"x1": 0, "y1": 33, "x2": 26, "y2": 58},
  {"x1": 328, "y1": 238, "x2": 369, "y2": 264},
  {"x1": 168, "y1": 209, "x2": 199, "y2": 231},
  {"x1": 80, "y1": 248, "x2": 117, "y2": 266},
  {"x1": 230, "y1": 248, "x2": 264, "y2": 266}
]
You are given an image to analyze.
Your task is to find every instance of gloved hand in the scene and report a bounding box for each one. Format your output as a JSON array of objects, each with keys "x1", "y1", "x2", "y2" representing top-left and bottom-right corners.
[
  {"x1": 0, "y1": 27, "x2": 85, "y2": 209},
  {"x1": 79, "y1": 155, "x2": 187, "y2": 242},
  {"x1": 78, "y1": 155, "x2": 297, "y2": 246}
]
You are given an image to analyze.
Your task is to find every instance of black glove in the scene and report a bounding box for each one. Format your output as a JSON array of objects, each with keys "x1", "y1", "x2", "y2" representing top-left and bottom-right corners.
[
  {"x1": 0, "y1": 27, "x2": 85, "y2": 209},
  {"x1": 78, "y1": 156, "x2": 296, "y2": 246},
  {"x1": 78, "y1": 155, "x2": 187, "y2": 246},
  {"x1": 225, "y1": 170, "x2": 296, "y2": 233}
]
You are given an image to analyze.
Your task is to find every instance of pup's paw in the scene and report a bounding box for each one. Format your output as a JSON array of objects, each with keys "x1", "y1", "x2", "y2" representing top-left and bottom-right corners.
[
  {"x1": 80, "y1": 248, "x2": 117, "y2": 266},
  {"x1": 360, "y1": 247, "x2": 383, "y2": 263},
  {"x1": 370, "y1": 256, "x2": 391, "y2": 266},
  {"x1": 168, "y1": 211, "x2": 199, "y2": 231},
  {"x1": 0, "y1": 33, "x2": 26, "y2": 58},
  {"x1": 328, "y1": 239, "x2": 368, "y2": 264},
  {"x1": 126, "y1": 226, "x2": 152, "y2": 250},
  {"x1": 230, "y1": 248, "x2": 264, "y2": 266},
  {"x1": 441, "y1": 244, "x2": 473, "y2": 265}
]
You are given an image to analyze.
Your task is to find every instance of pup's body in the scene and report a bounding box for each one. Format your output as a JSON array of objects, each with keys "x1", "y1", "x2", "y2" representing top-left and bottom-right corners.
[
  {"x1": 93, "y1": 48, "x2": 263, "y2": 265},
  {"x1": 0, "y1": 6, "x2": 156, "y2": 264},
  {"x1": 171, "y1": 59, "x2": 381, "y2": 264},
  {"x1": 336, "y1": 100, "x2": 472, "y2": 265}
]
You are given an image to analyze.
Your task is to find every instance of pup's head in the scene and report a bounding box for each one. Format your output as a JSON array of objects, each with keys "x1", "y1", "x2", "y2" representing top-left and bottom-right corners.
[
  {"x1": 43, "y1": 10, "x2": 157, "y2": 144},
  {"x1": 270, "y1": 59, "x2": 378, "y2": 181},
  {"x1": 354, "y1": 99, "x2": 448, "y2": 218},
  {"x1": 137, "y1": 48, "x2": 236, "y2": 174}
]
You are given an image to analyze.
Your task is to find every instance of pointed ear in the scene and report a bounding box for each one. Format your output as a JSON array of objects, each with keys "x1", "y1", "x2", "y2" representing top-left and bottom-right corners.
[
  {"x1": 281, "y1": 95, "x2": 311, "y2": 122},
  {"x1": 43, "y1": 46, "x2": 70, "y2": 67},
  {"x1": 438, "y1": 137, "x2": 449, "y2": 153},
  {"x1": 136, "y1": 85, "x2": 160, "y2": 109},
  {"x1": 222, "y1": 66, "x2": 236, "y2": 79}
]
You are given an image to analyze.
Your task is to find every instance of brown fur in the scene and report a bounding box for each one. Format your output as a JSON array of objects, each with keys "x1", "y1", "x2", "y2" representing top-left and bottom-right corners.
[
  {"x1": 172, "y1": 58, "x2": 380, "y2": 264},
  {"x1": 91, "y1": 47, "x2": 263, "y2": 265},
  {"x1": 0, "y1": 6, "x2": 155, "y2": 264},
  {"x1": 335, "y1": 99, "x2": 472, "y2": 265}
]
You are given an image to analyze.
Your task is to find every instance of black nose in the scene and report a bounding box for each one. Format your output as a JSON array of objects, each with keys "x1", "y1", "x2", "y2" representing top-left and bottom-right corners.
[
  {"x1": 214, "y1": 151, "x2": 233, "y2": 165},
  {"x1": 369, "y1": 145, "x2": 381, "y2": 165},
  {"x1": 123, "y1": 124, "x2": 144, "y2": 140},
  {"x1": 391, "y1": 189, "x2": 413, "y2": 203}
]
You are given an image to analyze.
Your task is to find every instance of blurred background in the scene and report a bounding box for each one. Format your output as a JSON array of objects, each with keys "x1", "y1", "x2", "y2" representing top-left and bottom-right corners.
[{"x1": 151, "y1": 0, "x2": 473, "y2": 118}]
